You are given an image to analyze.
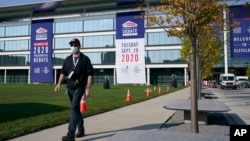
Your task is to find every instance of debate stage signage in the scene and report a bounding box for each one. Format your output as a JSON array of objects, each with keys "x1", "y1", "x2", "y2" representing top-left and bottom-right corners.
[
  {"x1": 116, "y1": 11, "x2": 146, "y2": 84},
  {"x1": 30, "y1": 19, "x2": 53, "y2": 83},
  {"x1": 230, "y1": 6, "x2": 250, "y2": 58}
]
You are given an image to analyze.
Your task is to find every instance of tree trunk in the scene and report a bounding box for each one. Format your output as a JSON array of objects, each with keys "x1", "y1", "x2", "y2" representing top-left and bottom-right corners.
[
  {"x1": 197, "y1": 54, "x2": 201, "y2": 99},
  {"x1": 190, "y1": 38, "x2": 199, "y2": 133}
]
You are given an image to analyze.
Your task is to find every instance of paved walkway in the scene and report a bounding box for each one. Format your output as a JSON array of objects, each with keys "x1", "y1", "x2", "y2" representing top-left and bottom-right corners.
[
  {"x1": 211, "y1": 87, "x2": 250, "y2": 124},
  {"x1": 7, "y1": 87, "x2": 250, "y2": 141}
]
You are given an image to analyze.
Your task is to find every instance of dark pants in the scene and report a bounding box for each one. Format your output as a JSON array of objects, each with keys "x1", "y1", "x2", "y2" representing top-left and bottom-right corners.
[{"x1": 67, "y1": 88, "x2": 84, "y2": 134}]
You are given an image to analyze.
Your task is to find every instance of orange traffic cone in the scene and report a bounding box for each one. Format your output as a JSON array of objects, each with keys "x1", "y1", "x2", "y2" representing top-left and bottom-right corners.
[
  {"x1": 153, "y1": 86, "x2": 157, "y2": 92},
  {"x1": 158, "y1": 86, "x2": 162, "y2": 94},
  {"x1": 80, "y1": 96, "x2": 87, "y2": 112},
  {"x1": 145, "y1": 88, "x2": 151, "y2": 97},
  {"x1": 126, "y1": 89, "x2": 132, "y2": 102},
  {"x1": 166, "y1": 86, "x2": 170, "y2": 93}
]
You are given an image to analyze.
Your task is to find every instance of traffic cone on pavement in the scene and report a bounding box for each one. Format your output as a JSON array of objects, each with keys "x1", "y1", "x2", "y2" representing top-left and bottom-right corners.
[
  {"x1": 80, "y1": 96, "x2": 87, "y2": 112},
  {"x1": 126, "y1": 89, "x2": 132, "y2": 102},
  {"x1": 153, "y1": 85, "x2": 157, "y2": 92},
  {"x1": 145, "y1": 88, "x2": 151, "y2": 97}
]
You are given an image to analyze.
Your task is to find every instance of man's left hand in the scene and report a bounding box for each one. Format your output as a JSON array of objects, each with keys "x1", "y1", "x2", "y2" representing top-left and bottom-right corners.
[{"x1": 85, "y1": 88, "x2": 90, "y2": 98}]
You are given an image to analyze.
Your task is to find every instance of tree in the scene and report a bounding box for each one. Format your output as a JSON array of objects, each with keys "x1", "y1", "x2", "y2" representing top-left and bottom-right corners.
[
  {"x1": 180, "y1": 27, "x2": 224, "y2": 79},
  {"x1": 246, "y1": 66, "x2": 250, "y2": 78},
  {"x1": 180, "y1": 26, "x2": 223, "y2": 99},
  {"x1": 141, "y1": 0, "x2": 225, "y2": 133},
  {"x1": 181, "y1": 35, "x2": 223, "y2": 79}
]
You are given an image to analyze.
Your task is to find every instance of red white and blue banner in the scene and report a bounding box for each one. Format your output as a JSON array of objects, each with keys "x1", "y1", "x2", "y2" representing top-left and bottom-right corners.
[
  {"x1": 30, "y1": 19, "x2": 53, "y2": 83},
  {"x1": 116, "y1": 11, "x2": 146, "y2": 84},
  {"x1": 230, "y1": 6, "x2": 250, "y2": 58}
]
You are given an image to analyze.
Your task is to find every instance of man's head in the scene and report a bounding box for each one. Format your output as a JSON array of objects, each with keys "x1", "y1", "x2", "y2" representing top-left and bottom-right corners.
[
  {"x1": 69, "y1": 38, "x2": 81, "y2": 47},
  {"x1": 69, "y1": 38, "x2": 81, "y2": 54}
]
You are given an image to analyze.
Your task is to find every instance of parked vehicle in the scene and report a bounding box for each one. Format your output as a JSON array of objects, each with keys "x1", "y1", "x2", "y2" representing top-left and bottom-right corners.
[
  {"x1": 208, "y1": 80, "x2": 217, "y2": 88},
  {"x1": 219, "y1": 73, "x2": 237, "y2": 89},
  {"x1": 236, "y1": 76, "x2": 250, "y2": 88}
]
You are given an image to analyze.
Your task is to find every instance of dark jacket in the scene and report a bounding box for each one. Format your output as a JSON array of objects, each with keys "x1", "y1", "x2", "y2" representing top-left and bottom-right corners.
[{"x1": 61, "y1": 52, "x2": 94, "y2": 89}]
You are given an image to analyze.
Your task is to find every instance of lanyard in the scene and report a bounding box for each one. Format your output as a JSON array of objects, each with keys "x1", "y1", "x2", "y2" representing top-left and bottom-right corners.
[{"x1": 72, "y1": 57, "x2": 79, "y2": 68}]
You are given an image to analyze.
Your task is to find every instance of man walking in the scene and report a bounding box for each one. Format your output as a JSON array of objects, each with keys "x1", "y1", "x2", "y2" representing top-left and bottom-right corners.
[{"x1": 54, "y1": 38, "x2": 94, "y2": 141}]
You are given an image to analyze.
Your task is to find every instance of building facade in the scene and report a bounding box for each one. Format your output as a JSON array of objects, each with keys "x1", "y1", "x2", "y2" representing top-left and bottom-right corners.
[{"x1": 4, "y1": 0, "x2": 249, "y2": 86}]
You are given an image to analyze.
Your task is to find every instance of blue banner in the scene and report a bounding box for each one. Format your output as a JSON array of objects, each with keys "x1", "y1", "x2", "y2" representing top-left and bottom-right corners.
[
  {"x1": 30, "y1": 19, "x2": 53, "y2": 83},
  {"x1": 116, "y1": 11, "x2": 144, "y2": 39},
  {"x1": 230, "y1": 6, "x2": 250, "y2": 58}
]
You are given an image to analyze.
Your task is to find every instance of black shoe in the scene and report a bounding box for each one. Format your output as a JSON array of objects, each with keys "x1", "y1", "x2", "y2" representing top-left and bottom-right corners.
[
  {"x1": 75, "y1": 130, "x2": 85, "y2": 138},
  {"x1": 62, "y1": 132, "x2": 75, "y2": 141}
]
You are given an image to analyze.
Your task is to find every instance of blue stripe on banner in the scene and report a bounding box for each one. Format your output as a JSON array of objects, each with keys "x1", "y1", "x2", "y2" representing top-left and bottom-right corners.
[
  {"x1": 116, "y1": 11, "x2": 144, "y2": 39},
  {"x1": 30, "y1": 19, "x2": 54, "y2": 83},
  {"x1": 230, "y1": 6, "x2": 250, "y2": 58}
]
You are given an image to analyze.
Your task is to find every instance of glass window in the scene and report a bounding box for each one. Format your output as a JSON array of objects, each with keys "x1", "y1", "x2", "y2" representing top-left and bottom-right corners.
[
  {"x1": 148, "y1": 32, "x2": 181, "y2": 45},
  {"x1": 53, "y1": 53, "x2": 68, "y2": 65},
  {"x1": 55, "y1": 21, "x2": 83, "y2": 33},
  {"x1": 54, "y1": 52, "x2": 115, "y2": 65},
  {"x1": 84, "y1": 18, "x2": 114, "y2": 31},
  {"x1": 222, "y1": 76, "x2": 234, "y2": 81},
  {"x1": 85, "y1": 52, "x2": 115, "y2": 65},
  {"x1": 147, "y1": 50, "x2": 181, "y2": 64},
  {"x1": 144, "y1": 33, "x2": 147, "y2": 45},
  {"x1": 0, "y1": 27, "x2": 4, "y2": 37},
  {"x1": 0, "y1": 55, "x2": 29, "y2": 66},
  {"x1": 5, "y1": 25, "x2": 29, "y2": 36},
  {"x1": 54, "y1": 37, "x2": 82, "y2": 49},
  {"x1": 0, "y1": 70, "x2": 4, "y2": 83},
  {"x1": 5, "y1": 40, "x2": 29, "y2": 51},
  {"x1": 84, "y1": 35, "x2": 114, "y2": 48},
  {"x1": 0, "y1": 41, "x2": 4, "y2": 51},
  {"x1": 100, "y1": 52, "x2": 115, "y2": 64}
]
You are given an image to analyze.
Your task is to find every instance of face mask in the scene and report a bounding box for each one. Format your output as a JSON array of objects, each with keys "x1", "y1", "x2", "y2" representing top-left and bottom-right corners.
[{"x1": 71, "y1": 47, "x2": 79, "y2": 54}]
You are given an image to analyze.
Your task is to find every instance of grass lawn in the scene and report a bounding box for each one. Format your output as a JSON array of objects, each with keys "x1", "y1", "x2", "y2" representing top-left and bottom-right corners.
[{"x1": 0, "y1": 84, "x2": 185, "y2": 141}]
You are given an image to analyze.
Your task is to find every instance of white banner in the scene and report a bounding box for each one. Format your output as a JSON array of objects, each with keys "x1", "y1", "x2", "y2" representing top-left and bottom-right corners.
[{"x1": 116, "y1": 38, "x2": 146, "y2": 84}]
